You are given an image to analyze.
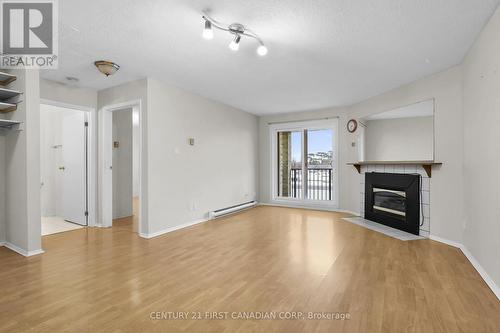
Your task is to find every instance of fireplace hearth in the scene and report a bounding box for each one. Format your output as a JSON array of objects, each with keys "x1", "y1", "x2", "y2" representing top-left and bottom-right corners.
[{"x1": 365, "y1": 172, "x2": 420, "y2": 235}]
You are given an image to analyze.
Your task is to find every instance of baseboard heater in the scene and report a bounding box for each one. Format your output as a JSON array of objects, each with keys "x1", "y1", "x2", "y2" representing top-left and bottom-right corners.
[{"x1": 208, "y1": 201, "x2": 257, "y2": 219}]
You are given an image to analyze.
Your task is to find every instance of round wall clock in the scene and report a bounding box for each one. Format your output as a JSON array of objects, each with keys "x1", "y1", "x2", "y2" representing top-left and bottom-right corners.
[{"x1": 347, "y1": 119, "x2": 358, "y2": 133}]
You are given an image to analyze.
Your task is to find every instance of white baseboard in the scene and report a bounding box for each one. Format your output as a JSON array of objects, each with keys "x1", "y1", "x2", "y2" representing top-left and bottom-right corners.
[
  {"x1": 429, "y1": 234, "x2": 462, "y2": 248},
  {"x1": 2, "y1": 242, "x2": 44, "y2": 257},
  {"x1": 139, "y1": 218, "x2": 208, "y2": 239},
  {"x1": 430, "y1": 234, "x2": 499, "y2": 300},
  {"x1": 460, "y1": 245, "x2": 500, "y2": 300},
  {"x1": 259, "y1": 202, "x2": 359, "y2": 216}
]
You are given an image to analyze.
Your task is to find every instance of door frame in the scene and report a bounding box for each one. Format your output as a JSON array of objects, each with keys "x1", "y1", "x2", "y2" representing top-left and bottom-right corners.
[
  {"x1": 99, "y1": 100, "x2": 144, "y2": 234},
  {"x1": 40, "y1": 99, "x2": 97, "y2": 227}
]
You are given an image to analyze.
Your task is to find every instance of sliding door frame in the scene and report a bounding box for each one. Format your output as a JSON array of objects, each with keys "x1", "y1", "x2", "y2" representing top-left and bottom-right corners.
[{"x1": 270, "y1": 119, "x2": 339, "y2": 209}]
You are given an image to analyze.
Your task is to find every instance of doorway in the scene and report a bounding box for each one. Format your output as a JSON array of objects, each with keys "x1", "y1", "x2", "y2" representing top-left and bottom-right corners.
[
  {"x1": 110, "y1": 108, "x2": 139, "y2": 232},
  {"x1": 99, "y1": 100, "x2": 142, "y2": 234},
  {"x1": 40, "y1": 103, "x2": 89, "y2": 235}
]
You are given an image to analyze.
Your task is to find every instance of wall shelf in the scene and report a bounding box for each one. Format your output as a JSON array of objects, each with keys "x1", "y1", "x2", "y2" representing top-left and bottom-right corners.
[
  {"x1": 0, "y1": 101, "x2": 17, "y2": 113},
  {"x1": 0, "y1": 119, "x2": 22, "y2": 130},
  {"x1": 0, "y1": 71, "x2": 17, "y2": 86},
  {"x1": 0, "y1": 87, "x2": 22, "y2": 100},
  {"x1": 347, "y1": 160, "x2": 443, "y2": 177}
]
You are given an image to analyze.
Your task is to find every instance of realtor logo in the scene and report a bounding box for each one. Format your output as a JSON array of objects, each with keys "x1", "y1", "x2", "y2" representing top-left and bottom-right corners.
[{"x1": 0, "y1": 0, "x2": 58, "y2": 68}]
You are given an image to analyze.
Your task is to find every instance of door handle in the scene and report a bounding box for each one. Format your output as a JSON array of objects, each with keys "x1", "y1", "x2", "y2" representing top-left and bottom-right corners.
[{"x1": 59, "y1": 166, "x2": 65, "y2": 171}]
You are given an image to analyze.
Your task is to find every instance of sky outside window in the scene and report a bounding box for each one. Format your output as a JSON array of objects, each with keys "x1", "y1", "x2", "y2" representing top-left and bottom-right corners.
[{"x1": 291, "y1": 129, "x2": 333, "y2": 163}]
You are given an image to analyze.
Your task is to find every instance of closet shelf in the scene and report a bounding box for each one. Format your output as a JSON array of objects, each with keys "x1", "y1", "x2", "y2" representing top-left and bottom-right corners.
[
  {"x1": 0, "y1": 101, "x2": 17, "y2": 113},
  {"x1": 0, "y1": 72, "x2": 16, "y2": 86},
  {"x1": 0, "y1": 119, "x2": 22, "y2": 130},
  {"x1": 0, "y1": 87, "x2": 22, "y2": 100}
]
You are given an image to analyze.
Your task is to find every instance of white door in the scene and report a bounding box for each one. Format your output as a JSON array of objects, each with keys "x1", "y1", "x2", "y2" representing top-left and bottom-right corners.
[{"x1": 61, "y1": 111, "x2": 87, "y2": 225}]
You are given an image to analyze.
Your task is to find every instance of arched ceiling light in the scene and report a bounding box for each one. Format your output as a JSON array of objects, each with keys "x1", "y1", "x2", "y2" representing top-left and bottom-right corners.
[
  {"x1": 202, "y1": 13, "x2": 268, "y2": 56},
  {"x1": 94, "y1": 60, "x2": 120, "y2": 76}
]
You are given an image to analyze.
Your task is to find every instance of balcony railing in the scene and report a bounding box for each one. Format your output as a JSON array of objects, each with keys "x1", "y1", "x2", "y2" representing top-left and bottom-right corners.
[{"x1": 290, "y1": 167, "x2": 332, "y2": 200}]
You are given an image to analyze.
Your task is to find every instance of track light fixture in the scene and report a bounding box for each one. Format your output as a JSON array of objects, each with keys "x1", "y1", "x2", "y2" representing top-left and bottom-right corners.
[{"x1": 202, "y1": 13, "x2": 268, "y2": 56}]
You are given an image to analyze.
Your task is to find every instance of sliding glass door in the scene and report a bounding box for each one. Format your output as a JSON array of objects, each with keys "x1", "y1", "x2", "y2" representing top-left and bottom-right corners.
[
  {"x1": 272, "y1": 119, "x2": 338, "y2": 206},
  {"x1": 306, "y1": 129, "x2": 333, "y2": 201}
]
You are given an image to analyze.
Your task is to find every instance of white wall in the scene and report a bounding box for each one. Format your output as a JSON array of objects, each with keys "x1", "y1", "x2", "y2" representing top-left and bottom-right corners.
[
  {"x1": 3, "y1": 69, "x2": 42, "y2": 253},
  {"x1": 364, "y1": 116, "x2": 434, "y2": 161},
  {"x1": 147, "y1": 78, "x2": 259, "y2": 234},
  {"x1": 40, "y1": 79, "x2": 98, "y2": 109},
  {"x1": 462, "y1": 5, "x2": 500, "y2": 289},
  {"x1": 112, "y1": 109, "x2": 133, "y2": 219}
]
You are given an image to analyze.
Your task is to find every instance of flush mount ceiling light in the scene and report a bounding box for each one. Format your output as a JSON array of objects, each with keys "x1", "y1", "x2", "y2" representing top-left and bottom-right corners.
[
  {"x1": 202, "y1": 13, "x2": 268, "y2": 56},
  {"x1": 94, "y1": 60, "x2": 120, "y2": 76}
]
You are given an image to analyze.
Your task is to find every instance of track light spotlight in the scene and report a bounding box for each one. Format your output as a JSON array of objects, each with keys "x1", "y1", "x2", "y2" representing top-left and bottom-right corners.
[
  {"x1": 203, "y1": 20, "x2": 214, "y2": 40},
  {"x1": 229, "y1": 35, "x2": 241, "y2": 51},
  {"x1": 257, "y1": 45, "x2": 268, "y2": 56}
]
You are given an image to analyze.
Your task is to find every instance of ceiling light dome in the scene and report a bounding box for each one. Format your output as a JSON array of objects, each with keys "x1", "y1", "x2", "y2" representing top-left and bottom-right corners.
[{"x1": 94, "y1": 60, "x2": 120, "y2": 76}]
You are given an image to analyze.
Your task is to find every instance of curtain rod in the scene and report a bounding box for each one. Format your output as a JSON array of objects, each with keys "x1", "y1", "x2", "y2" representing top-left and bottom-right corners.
[{"x1": 267, "y1": 116, "x2": 340, "y2": 125}]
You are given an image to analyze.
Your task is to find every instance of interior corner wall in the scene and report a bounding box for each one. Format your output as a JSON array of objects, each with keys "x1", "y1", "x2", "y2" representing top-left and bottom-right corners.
[
  {"x1": 346, "y1": 66, "x2": 464, "y2": 243},
  {"x1": 147, "y1": 78, "x2": 259, "y2": 235},
  {"x1": 4, "y1": 69, "x2": 41, "y2": 253},
  {"x1": 462, "y1": 5, "x2": 500, "y2": 288},
  {"x1": 258, "y1": 107, "x2": 350, "y2": 209}
]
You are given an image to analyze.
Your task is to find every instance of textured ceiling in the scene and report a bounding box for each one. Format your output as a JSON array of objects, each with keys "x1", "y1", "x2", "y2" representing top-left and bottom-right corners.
[{"x1": 41, "y1": 0, "x2": 500, "y2": 115}]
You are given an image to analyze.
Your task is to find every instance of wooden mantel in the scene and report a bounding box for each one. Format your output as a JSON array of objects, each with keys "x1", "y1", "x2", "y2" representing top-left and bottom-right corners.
[{"x1": 347, "y1": 160, "x2": 443, "y2": 178}]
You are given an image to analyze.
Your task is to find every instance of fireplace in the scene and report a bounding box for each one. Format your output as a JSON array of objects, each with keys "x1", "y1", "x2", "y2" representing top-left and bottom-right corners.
[{"x1": 365, "y1": 172, "x2": 420, "y2": 235}]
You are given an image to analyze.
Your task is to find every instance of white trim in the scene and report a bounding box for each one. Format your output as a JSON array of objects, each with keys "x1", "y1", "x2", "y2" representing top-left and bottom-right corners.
[
  {"x1": 99, "y1": 99, "x2": 145, "y2": 234},
  {"x1": 269, "y1": 118, "x2": 340, "y2": 208},
  {"x1": 460, "y1": 246, "x2": 500, "y2": 300},
  {"x1": 40, "y1": 100, "x2": 97, "y2": 227},
  {"x1": 429, "y1": 234, "x2": 462, "y2": 248},
  {"x1": 139, "y1": 218, "x2": 208, "y2": 239},
  {"x1": 3, "y1": 242, "x2": 45, "y2": 257},
  {"x1": 259, "y1": 202, "x2": 357, "y2": 215},
  {"x1": 430, "y1": 234, "x2": 499, "y2": 300}
]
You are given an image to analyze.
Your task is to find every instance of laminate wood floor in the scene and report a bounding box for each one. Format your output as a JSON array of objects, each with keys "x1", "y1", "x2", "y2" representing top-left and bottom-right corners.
[{"x1": 0, "y1": 206, "x2": 498, "y2": 332}]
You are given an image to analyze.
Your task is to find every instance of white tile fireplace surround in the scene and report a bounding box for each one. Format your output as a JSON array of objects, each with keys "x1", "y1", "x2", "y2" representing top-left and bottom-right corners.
[{"x1": 360, "y1": 164, "x2": 430, "y2": 237}]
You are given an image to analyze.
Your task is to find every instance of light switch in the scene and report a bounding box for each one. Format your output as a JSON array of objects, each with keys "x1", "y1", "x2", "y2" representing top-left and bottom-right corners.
[{"x1": 188, "y1": 138, "x2": 195, "y2": 146}]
